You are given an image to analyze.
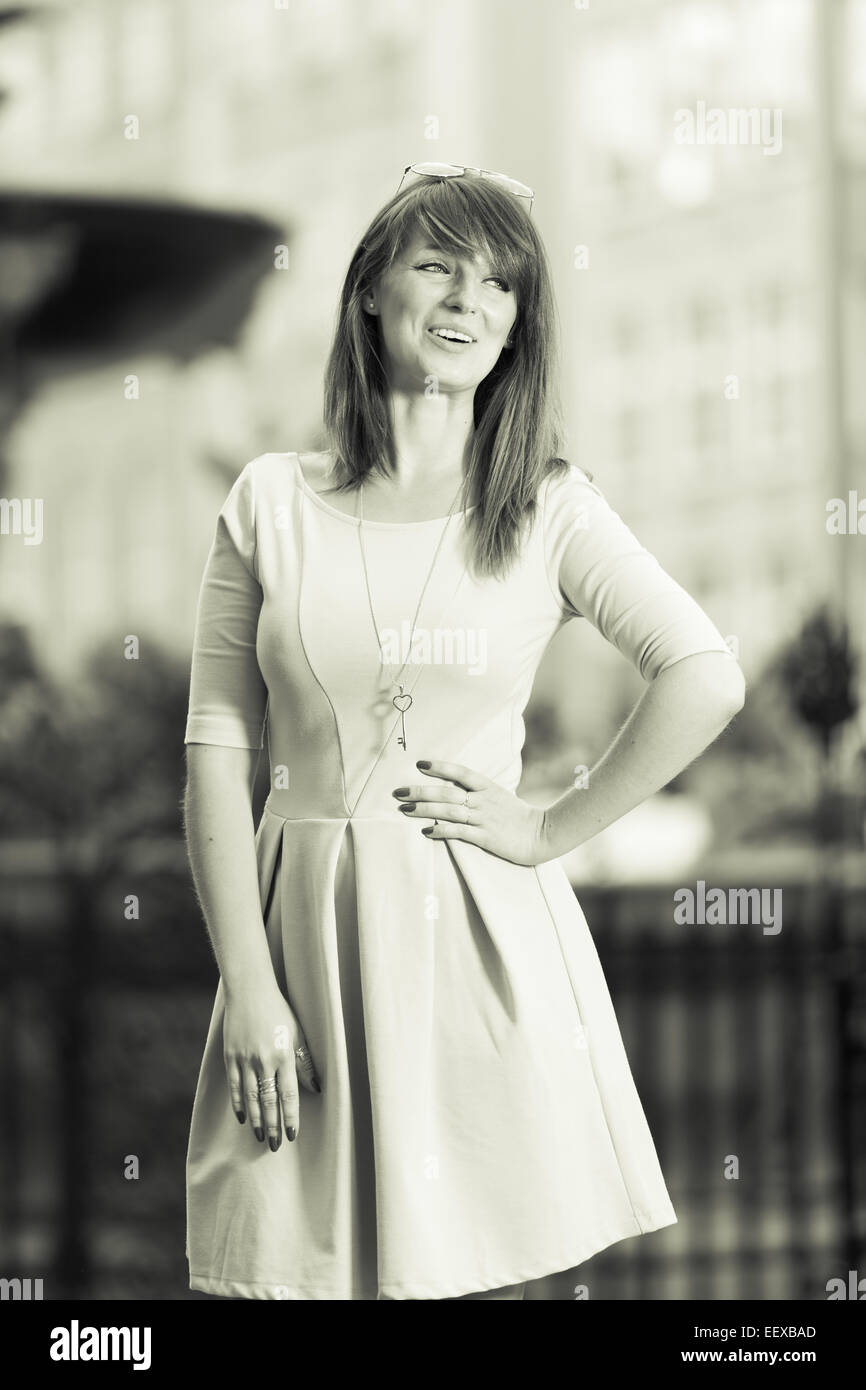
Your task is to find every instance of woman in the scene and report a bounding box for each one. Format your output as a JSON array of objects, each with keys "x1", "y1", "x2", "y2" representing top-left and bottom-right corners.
[{"x1": 182, "y1": 163, "x2": 745, "y2": 1302}]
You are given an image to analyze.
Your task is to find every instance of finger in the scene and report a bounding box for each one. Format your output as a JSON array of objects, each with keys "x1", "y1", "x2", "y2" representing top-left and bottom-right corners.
[
  {"x1": 414, "y1": 759, "x2": 489, "y2": 791},
  {"x1": 227, "y1": 1056, "x2": 246, "y2": 1124},
  {"x1": 421, "y1": 818, "x2": 484, "y2": 845},
  {"x1": 258, "y1": 1070, "x2": 281, "y2": 1151},
  {"x1": 400, "y1": 799, "x2": 477, "y2": 822},
  {"x1": 293, "y1": 1037, "x2": 322, "y2": 1095},
  {"x1": 242, "y1": 1062, "x2": 265, "y2": 1142},
  {"x1": 278, "y1": 1061, "x2": 300, "y2": 1142},
  {"x1": 395, "y1": 783, "x2": 474, "y2": 806},
  {"x1": 391, "y1": 780, "x2": 464, "y2": 802}
]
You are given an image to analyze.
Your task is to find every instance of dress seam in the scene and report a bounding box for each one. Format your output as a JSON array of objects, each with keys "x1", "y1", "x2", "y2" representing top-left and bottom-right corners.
[
  {"x1": 248, "y1": 453, "x2": 261, "y2": 583},
  {"x1": 294, "y1": 476, "x2": 354, "y2": 818},
  {"x1": 248, "y1": 456, "x2": 272, "y2": 754}
]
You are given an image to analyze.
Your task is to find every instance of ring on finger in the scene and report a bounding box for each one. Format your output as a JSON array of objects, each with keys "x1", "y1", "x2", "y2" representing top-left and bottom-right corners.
[
  {"x1": 257, "y1": 1075, "x2": 277, "y2": 1094},
  {"x1": 294, "y1": 1047, "x2": 309, "y2": 1064}
]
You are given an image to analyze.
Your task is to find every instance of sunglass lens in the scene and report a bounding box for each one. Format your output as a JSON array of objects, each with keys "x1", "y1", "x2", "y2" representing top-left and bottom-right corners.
[
  {"x1": 483, "y1": 172, "x2": 534, "y2": 200},
  {"x1": 409, "y1": 162, "x2": 464, "y2": 178}
]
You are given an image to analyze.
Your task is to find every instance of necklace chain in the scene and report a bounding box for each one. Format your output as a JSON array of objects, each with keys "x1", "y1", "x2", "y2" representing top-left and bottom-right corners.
[{"x1": 356, "y1": 473, "x2": 467, "y2": 747}]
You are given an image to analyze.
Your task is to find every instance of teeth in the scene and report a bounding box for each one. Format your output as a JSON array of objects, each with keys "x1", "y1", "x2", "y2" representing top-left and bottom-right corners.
[{"x1": 432, "y1": 328, "x2": 472, "y2": 342}]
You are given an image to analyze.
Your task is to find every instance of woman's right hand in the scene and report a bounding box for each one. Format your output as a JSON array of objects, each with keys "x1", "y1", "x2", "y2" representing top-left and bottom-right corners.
[{"x1": 223, "y1": 984, "x2": 322, "y2": 1152}]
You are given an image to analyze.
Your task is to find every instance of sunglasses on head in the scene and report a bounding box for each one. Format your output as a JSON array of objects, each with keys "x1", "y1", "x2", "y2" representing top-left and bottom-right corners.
[{"x1": 397, "y1": 162, "x2": 534, "y2": 214}]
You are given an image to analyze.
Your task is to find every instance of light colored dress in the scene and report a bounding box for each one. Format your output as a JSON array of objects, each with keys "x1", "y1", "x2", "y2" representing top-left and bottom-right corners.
[{"x1": 183, "y1": 449, "x2": 736, "y2": 1301}]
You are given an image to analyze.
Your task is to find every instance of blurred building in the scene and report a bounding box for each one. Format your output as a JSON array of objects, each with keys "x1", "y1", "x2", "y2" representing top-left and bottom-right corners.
[
  {"x1": 529, "y1": 0, "x2": 866, "y2": 756},
  {"x1": 0, "y1": 0, "x2": 488, "y2": 674},
  {"x1": 0, "y1": 0, "x2": 862, "y2": 765}
]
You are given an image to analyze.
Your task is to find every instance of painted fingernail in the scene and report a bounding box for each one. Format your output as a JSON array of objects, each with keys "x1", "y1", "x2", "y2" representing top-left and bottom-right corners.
[
  {"x1": 399, "y1": 802, "x2": 416, "y2": 812},
  {"x1": 421, "y1": 826, "x2": 433, "y2": 836},
  {"x1": 254, "y1": 1126, "x2": 264, "y2": 1142},
  {"x1": 393, "y1": 787, "x2": 410, "y2": 797},
  {"x1": 416, "y1": 760, "x2": 431, "y2": 769},
  {"x1": 312, "y1": 1077, "x2": 322, "y2": 1093},
  {"x1": 286, "y1": 1126, "x2": 297, "y2": 1142},
  {"x1": 268, "y1": 1136, "x2": 280, "y2": 1152},
  {"x1": 235, "y1": 1110, "x2": 246, "y2": 1124}
]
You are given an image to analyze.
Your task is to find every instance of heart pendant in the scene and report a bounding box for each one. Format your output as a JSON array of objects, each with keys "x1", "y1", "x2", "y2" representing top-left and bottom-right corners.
[{"x1": 393, "y1": 693, "x2": 413, "y2": 713}]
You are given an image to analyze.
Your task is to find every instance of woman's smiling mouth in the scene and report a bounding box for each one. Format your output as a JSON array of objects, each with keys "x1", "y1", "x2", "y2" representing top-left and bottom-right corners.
[{"x1": 427, "y1": 326, "x2": 476, "y2": 348}]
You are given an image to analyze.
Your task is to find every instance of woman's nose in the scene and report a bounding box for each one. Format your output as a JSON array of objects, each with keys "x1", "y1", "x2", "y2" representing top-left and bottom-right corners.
[{"x1": 444, "y1": 270, "x2": 481, "y2": 310}]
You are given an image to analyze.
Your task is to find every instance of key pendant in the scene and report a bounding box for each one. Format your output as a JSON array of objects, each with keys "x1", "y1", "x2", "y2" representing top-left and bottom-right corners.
[{"x1": 393, "y1": 686, "x2": 413, "y2": 750}]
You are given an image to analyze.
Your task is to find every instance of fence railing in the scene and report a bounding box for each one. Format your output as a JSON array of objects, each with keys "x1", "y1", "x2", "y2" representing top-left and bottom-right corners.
[{"x1": 1, "y1": 848, "x2": 864, "y2": 1301}]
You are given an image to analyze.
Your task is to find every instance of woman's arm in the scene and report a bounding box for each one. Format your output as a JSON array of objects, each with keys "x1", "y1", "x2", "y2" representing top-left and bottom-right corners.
[
  {"x1": 183, "y1": 742, "x2": 280, "y2": 1001},
  {"x1": 184, "y1": 742, "x2": 321, "y2": 1145},
  {"x1": 541, "y1": 650, "x2": 745, "y2": 861},
  {"x1": 398, "y1": 474, "x2": 747, "y2": 866}
]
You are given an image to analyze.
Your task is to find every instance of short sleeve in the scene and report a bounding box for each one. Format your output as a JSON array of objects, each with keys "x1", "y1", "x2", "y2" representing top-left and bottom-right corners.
[
  {"x1": 543, "y1": 464, "x2": 738, "y2": 681},
  {"x1": 184, "y1": 459, "x2": 269, "y2": 749}
]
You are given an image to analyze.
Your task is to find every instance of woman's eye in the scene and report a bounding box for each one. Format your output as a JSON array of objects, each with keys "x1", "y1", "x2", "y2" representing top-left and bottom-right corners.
[{"x1": 417, "y1": 262, "x2": 510, "y2": 292}]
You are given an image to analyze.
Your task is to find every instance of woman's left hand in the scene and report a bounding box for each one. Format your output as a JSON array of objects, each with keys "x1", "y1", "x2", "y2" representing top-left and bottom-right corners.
[{"x1": 392, "y1": 759, "x2": 550, "y2": 867}]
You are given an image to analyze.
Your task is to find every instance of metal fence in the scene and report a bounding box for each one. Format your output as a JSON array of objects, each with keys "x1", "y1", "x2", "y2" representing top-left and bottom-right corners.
[{"x1": 1, "y1": 851, "x2": 864, "y2": 1301}]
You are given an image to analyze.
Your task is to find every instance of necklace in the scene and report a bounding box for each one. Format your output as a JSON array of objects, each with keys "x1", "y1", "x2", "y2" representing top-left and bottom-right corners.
[{"x1": 356, "y1": 473, "x2": 467, "y2": 752}]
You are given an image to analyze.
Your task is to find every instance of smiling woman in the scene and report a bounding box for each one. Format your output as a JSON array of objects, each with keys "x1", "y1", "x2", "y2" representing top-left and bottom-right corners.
[
  {"x1": 182, "y1": 163, "x2": 744, "y2": 1303},
  {"x1": 366, "y1": 233, "x2": 517, "y2": 394},
  {"x1": 321, "y1": 169, "x2": 571, "y2": 565}
]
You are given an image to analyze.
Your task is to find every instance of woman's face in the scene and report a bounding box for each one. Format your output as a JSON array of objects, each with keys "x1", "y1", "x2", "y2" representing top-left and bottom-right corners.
[{"x1": 365, "y1": 231, "x2": 518, "y2": 397}]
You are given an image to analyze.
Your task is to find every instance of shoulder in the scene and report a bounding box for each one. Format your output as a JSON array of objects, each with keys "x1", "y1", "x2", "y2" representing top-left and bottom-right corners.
[
  {"x1": 541, "y1": 459, "x2": 602, "y2": 502},
  {"x1": 230, "y1": 450, "x2": 330, "y2": 506},
  {"x1": 539, "y1": 460, "x2": 607, "y2": 535},
  {"x1": 295, "y1": 449, "x2": 341, "y2": 496},
  {"x1": 217, "y1": 451, "x2": 309, "y2": 534}
]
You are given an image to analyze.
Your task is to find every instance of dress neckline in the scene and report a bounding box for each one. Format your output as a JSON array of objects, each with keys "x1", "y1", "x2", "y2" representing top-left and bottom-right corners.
[{"x1": 290, "y1": 452, "x2": 476, "y2": 530}]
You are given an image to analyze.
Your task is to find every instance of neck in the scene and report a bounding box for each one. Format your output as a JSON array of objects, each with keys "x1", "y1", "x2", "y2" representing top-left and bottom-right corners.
[{"x1": 381, "y1": 388, "x2": 475, "y2": 490}]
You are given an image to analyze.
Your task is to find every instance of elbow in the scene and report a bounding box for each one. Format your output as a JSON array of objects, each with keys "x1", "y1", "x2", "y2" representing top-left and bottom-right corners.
[
  {"x1": 657, "y1": 650, "x2": 746, "y2": 719},
  {"x1": 701, "y1": 654, "x2": 747, "y2": 720},
  {"x1": 717, "y1": 656, "x2": 746, "y2": 714},
  {"x1": 729, "y1": 665, "x2": 747, "y2": 713},
  {"x1": 184, "y1": 741, "x2": 260, "y2": 802}
]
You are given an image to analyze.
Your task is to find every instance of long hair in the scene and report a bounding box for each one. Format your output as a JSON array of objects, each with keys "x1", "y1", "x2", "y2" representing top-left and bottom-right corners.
[{"x1": 322, "y1": 172, "x2": 577, "y2": 579}]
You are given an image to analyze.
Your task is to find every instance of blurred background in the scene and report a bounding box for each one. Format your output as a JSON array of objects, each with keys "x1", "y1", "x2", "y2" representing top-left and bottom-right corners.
[{"x1": 0, "y1": 0, "x2": 864, "y2": 1301}]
